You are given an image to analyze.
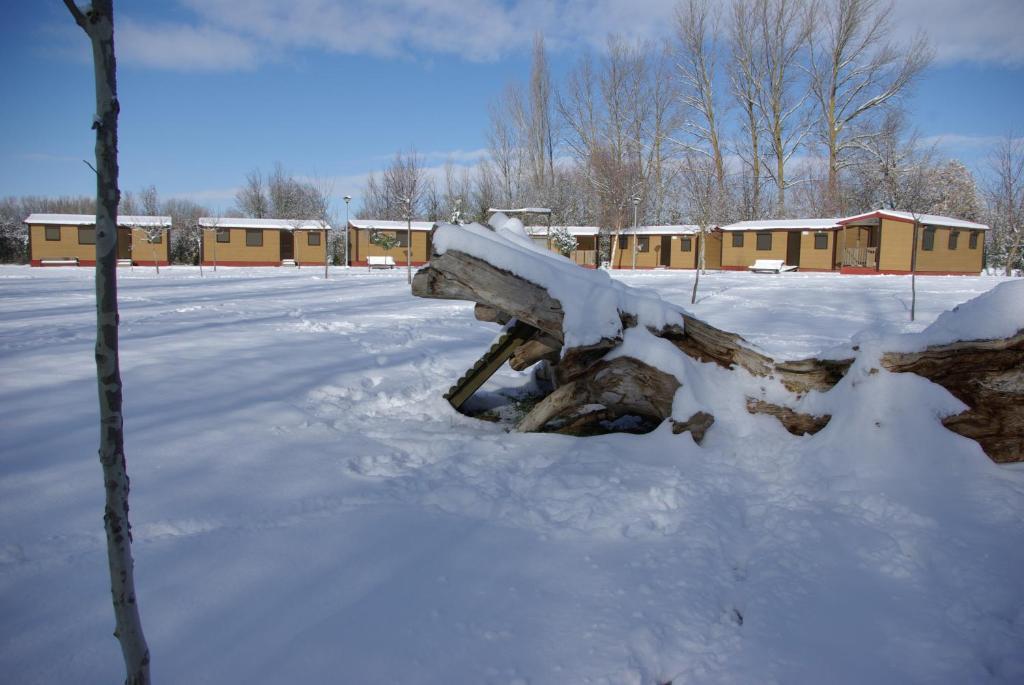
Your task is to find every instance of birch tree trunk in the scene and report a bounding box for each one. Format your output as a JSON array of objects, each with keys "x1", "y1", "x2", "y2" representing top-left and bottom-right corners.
[{"x1": 63, "y1": 2, "x2": 151, "y2": 683}]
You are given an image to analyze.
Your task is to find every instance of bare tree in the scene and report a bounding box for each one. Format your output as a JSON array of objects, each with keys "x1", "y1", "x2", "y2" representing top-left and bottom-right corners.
[
  {"x1": 235, "y1": 168, "x2": 269, "y2": 218},
  {"x1": 729, "y1": 0, "x2": 765, "y2": 219},
  {"x1": 897, "y1": 147, "x2": 938, "y2": 322},
  {"x1": 470, "y1": 159, "x2": 501, "y2": 223},
  {"x1": 527, "y1": 33, "x2": 557, "y2": 198},
  {"x1": 163, "y1": 197, "x2": 208, "y2": 266},
  {"x1": 849, "y1": 109, "x2": 936, "y2": 212},
  {"x1": 755, "y1": 0, "x2": 814, "y2": 215},
  {"x1": 680, "y1": 153, "x2": 727, "y2": 303},
  {"x1": 61, "y1": 2, "x2": 150, "y2": 683},
  {"x1": 930, "y1": 160, "x2": 981, "y2": 221},
  {"x1": 441, "y1": 159, "x2": 473, "y2": 223},
  {"x1": 119, "y1": 189, "x2": 138, "y2": 215},
  {"x1": 810, "y1": 0, "x2": 932, "y2": 214},
  {"x1": 674, "y1": 0, "x2": 726, "y2": 193},
  {"x1": 138, "y1": 185, "x2": 162, "y2": 273},
  {"x1": 487, "y1": 84, "x2": 524, "y2": 208},
  {"x1": 557, "y1": 38, "x2": 675, "y2": 257},
  {"x1": 987, "y1": 133, "x2": 1024, "y2": 276},
  {"x1": 360, "y1": 150, "x2": 427, "y2": 221},
  {"x1": 383, "y1": 149, "x2": 426, "y2": 217}
]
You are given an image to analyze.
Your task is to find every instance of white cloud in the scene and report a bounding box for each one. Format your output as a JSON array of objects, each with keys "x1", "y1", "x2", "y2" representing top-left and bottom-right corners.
[
  {"x1": 117, "y1": 0, "x2": 1023, "y2": 72},
  {"x1": 888, "y1": 0, "x2": 1024, "y2": 66},
  {"x1": 118, "y1": 17, "x2": 262, "y2": 71},
  {"x1": 123, "y1": 0, "x2": 678, "y2": 69}
]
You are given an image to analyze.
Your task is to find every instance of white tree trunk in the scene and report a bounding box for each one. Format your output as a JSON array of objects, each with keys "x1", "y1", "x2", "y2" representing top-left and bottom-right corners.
[{"x1": 63, "y1": 2, "x2": 151, "y2": 682}]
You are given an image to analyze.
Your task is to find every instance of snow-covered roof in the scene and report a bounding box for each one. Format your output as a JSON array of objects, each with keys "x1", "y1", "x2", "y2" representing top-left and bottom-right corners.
[
  {"x1": 526, "y1": 225, "x2": 701, "y2": 237},
  {"x1": 348, "y1": 219, "x2": 435, "y2": 232},
  {"x1": 24, "y1": 213, "x2": 171, "y2": 228},
  {"x1": 839, "y1": 210, "x2": 989, "y2": 231},
  {"x1": 624, "y1": 225, "x2": 701, "y2": 235},
  {"x1": 489, "y1": 207, "x2": 552, "y2": 215},
  {"x1": 198, "y1": 217, "x2": 330, "y2": 230},
  {"x1": 526, "y1": 225, "x2": 601, "y2": 237},
  {"x1": 719, "y1": 218, "x2": 842, "y2": 232}
]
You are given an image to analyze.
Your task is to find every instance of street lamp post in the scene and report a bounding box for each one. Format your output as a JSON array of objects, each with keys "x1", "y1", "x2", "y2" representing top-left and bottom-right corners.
[
  {"x1": 323, "y1": 219, "x2": 330, "y2": 279},
  {"x1": 631, "y1": 194, "x2": 640, "y2": 270},
  {"x1": 343, "y1": 195, "x2": 352, "y2": 267},
  {"x1": 403, "y1": 196, "x2": 412, "y2": 285}
]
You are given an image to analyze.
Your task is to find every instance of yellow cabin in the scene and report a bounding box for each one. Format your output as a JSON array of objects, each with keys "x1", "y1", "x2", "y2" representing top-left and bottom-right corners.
[
  {"x1": 198, "y1": 218, "x2": 330, "y2": 267},
  {"x1": 720, "y1": 219, "x2": 843, "y2": 272},
  {"x1": 527, "y1": 225, "x2": 722, "y2": 270},
  {"x1": 26, "y1": 213, "x2": 171, "y2": 266},
  {"x1": 611, "y1": 225, "x2": 722, "y2": 270},
  {"x1": 837, "y1": 210, "x2": 987, "y2": 275},
  {"x1": 347, "y1": 219, "x2": 435, "y2": 267}
]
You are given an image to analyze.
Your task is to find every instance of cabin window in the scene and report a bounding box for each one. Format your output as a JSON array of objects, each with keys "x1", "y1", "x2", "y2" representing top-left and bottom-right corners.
[
  {"x1": 618, "y1": 234, "x2": 628, "y2": 250},
  {"x1": 45, "y1": 226, "x2": 61, "y2": 241},
  {"x1": 637, "y1": 236, "x2": 650, "y2": 252},
  {"x1": 245, "y1": 229, "x2": 263, "y2": 247},
  {"x1": 948, "y1": 230, "x2": 959, "y2": 250},
  {"x1": 393, "y1": 231, "x2": 409, "y2": 248},
  {"x1": 78, "y1": 226, "x2": 96, "y2": 245},
  {"x1": 146, "y1": 231, "x2": 162, "y2": 244},
  {"x1": 731, "y1": 232, "x2": 744, "y2": 247},
  {"x1": 215, "y1": 228, "x2": 230, "y2": 243},
  {"x1": 307, "y1": 231, "x2": 321, "y2": 246},
  {"x1": 922, "y1": 227, "x2": 935, "y2": 251},
  {"x1": 814, "y1": 232, "x2": 828, "y2": 249},
  {"x1": 969, "y1": 231, "x2": 979, "y2": 249},
  {"x1": 756, "y1": 233, "x2": 772, "y2": 251},
  {"x1": 680, "y1": 236, "x2": 692, "y2": 252}
]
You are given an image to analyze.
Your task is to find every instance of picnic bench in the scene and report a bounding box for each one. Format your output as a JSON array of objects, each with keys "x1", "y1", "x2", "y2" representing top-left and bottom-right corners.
[
  {"x1": 748, "y1": 259, "x2": 797, "y2": 273},
  {"x1": 40, "y1": 258, "x2": 79, "y2": 266},
  {"x1": 367, "y1": 255, "x2": 396, "y2": 270}
]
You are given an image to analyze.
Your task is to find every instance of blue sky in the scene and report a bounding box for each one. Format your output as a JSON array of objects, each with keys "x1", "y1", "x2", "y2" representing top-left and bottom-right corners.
[{"x1": 3, "y1": 0, "x2": 1022, "y2": 214}]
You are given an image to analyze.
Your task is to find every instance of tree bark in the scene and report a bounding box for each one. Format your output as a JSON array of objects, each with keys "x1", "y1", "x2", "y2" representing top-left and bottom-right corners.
[{"x1": 63, "y1": 1, "x2": 151, "y2": 682}]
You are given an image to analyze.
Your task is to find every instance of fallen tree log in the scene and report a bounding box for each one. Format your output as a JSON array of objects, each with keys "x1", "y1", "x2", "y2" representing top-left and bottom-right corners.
[
  {"x1": 880, "y1": 331, "x2": 1024, "y2": 463},
  {"x1": 412, "y1": 227, "x2": 1023, "y2": 463}
]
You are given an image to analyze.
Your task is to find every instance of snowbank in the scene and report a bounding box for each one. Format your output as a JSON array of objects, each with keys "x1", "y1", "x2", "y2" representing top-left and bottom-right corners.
[{"x1": 889, "y1": 279, "x2": 1024, "y2": 352}]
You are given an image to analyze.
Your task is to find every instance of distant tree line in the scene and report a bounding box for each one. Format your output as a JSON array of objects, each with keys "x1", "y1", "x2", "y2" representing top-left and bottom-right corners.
[{"x1": 358, "y1": 0, "x2": 1021, "y2": 274}]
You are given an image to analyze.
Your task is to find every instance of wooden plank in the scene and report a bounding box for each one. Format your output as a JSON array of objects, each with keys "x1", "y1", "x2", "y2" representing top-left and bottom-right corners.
[{"x1": 444, "y1": 320, "x2": 539, "y2": 410}]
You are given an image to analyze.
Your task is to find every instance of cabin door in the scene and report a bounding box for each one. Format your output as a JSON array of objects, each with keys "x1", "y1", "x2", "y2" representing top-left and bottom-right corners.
[
  {"x1": 117, "y1": 228, "x2": 132, "y2": 260},
  {"x1": 280, "y1": 231, "x2": 294, "y2": 261},
  {"x1": 786, "y1": 231, "x2": 801, "y2": 266},
  {"x1": 660, "y1": 236, "x2": 672, "y2": 266}
]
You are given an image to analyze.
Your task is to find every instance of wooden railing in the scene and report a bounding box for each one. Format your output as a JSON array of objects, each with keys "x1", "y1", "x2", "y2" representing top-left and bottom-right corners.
[
  {"x1": 571, "y1": 249, "x2": 597, "y2": 266},
  {"x1": 843, "y1": 246, "x2": 877, "y2": 268}
]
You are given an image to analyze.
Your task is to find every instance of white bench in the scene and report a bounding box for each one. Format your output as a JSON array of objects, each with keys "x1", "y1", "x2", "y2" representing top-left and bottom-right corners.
[
  {"x1": 748, "y1": 259, "x2": 797, "y2": 273},
  {"x1": 40, "y1": 258, "x2": 79, "y2": 266},
  {"x1": 117, "y1": 259, "x2": 133, "y2": 267},
  {"x1": 367, "y1": 255, "x2": 396, "y2": 270}
]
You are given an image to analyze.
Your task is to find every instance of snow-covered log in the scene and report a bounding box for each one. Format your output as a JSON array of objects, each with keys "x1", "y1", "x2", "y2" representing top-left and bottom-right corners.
[{"x1": 412, "y1": 219, "x2": 1024, "y2": 462}]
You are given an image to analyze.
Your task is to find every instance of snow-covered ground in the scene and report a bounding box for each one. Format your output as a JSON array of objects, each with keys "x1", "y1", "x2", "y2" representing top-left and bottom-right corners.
[{"x1": 1, "y1": 264, "x2": 1022, "y2": 684}]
